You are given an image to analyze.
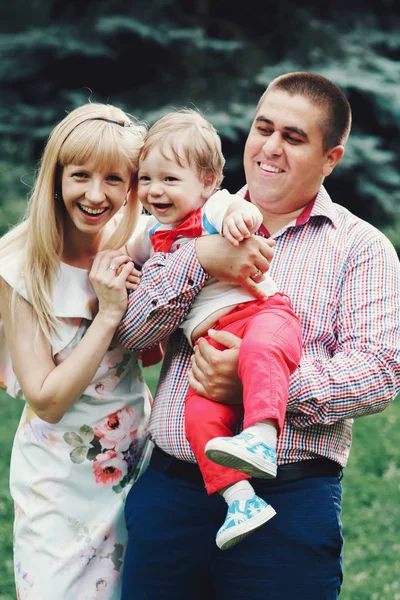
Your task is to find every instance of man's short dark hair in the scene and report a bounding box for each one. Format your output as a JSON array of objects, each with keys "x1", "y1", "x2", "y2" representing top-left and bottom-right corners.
[{"x1": 262, "y1": 72, "x2": 352, "y2": 152}]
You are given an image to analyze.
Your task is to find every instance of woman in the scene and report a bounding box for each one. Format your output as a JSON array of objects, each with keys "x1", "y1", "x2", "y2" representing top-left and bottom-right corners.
[{"x1": 0, "y1": 103, "x2": 148, "y2": 599}]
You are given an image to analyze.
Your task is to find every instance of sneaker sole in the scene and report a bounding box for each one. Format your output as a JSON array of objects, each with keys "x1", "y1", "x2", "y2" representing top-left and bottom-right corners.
[
  {"x1": 205, "y1": 442, "x2": 277, "y2": 479},
  {"x1": 217, "y1": 505, "x2": 277, "y2": 551}
]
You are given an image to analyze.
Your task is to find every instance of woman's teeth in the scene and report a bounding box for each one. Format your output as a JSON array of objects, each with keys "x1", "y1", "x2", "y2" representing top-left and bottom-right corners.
[{"x1": 79, "y1": 205, "x2": 107, "y2": 215}]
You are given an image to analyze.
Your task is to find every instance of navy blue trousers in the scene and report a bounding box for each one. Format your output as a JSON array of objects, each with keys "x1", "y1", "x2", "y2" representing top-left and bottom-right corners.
[{"x1": 122, "y1": 466, "x2": 343, "y2": 599}]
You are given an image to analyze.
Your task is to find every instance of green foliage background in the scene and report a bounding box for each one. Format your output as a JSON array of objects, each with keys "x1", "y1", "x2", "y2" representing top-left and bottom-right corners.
[
  {"x1": 0, "y1": 1, "x2": 399, "y2": 598},
  {"x1": 0, "y1": 0, "x2": 399, "y2": 247}
]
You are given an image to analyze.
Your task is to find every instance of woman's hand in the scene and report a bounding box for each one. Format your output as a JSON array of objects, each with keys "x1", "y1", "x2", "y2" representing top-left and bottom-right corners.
[
  {"x1": 195, "y1": 235, "x2": 275, "y2": 299},
  {"x1": 188, "y1": 330, "x2": 243, "y2": 404},
  {"x1": 89, "y1": 250, "x2": 135, "y2": 325}
]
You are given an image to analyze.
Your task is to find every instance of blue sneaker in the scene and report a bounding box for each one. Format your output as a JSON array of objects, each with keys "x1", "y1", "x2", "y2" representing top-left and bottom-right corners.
[
  {"x1": 216, "y1": 495, "x2": 276, "y2": 550},
  {"x1": 205, "y1": 431, "x2": 277, "y2": 478}
]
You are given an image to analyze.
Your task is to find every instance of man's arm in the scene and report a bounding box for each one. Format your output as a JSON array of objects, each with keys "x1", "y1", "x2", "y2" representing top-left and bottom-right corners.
[
  {"x1": 117, "y1": 241, "x2": 204, "y2": 350},
  {"x1": 190, "y1": 235, "x2": 400, "y2": 425},
  {"x1": 117, "y1": 235, "x2": 275, "y2": 351},
  {"x1": 287, "y1": 234, "x2": 400, "y2": 426}
]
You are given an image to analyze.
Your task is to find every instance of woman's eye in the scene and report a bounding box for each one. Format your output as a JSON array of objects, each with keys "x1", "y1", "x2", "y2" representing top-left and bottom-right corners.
[{"x1": 72, "y1": 172, "x2": 88, "y2": 179}]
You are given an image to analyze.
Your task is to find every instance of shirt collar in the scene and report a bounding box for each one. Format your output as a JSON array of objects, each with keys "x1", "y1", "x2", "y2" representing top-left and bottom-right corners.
[{"x1": 242, "y1": 184, "x2": 340, "y2": 236}]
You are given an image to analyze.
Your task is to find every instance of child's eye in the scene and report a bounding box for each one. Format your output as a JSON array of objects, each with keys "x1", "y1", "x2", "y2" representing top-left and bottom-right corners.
[
  {"x1": 165, "y1": 176, "x2": 178, "y2": 182},
  {"x1": 138, "y1": 176, "x2": 150, "y2": 182}
]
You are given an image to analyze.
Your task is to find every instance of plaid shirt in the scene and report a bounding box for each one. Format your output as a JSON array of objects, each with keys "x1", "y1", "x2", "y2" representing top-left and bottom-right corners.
[{"x1": 118, "y1": 185, "x2": 400, "y2": 466}]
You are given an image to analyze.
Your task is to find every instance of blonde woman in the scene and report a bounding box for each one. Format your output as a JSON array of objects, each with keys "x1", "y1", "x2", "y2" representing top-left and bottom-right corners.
[{"x1": 0, "y1": 103, "x2": 150, "y2": 599}]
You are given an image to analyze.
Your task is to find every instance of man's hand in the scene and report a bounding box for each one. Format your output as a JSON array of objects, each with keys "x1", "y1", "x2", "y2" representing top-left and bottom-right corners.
[
  {"x1": 195, "y1": 234, "x2": 275, "y2": 300},
  {"x1": 188, "y1": 330, "x2": 242, "y2": 404},
  {"x1": 222, "y1": 203, "x2": 263, "y2": 247}
]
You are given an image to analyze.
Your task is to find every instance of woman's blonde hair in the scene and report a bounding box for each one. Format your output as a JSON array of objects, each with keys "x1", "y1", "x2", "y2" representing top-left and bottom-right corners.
[
  {"x1": 0, "y1": 103, "x2": 146, "y2": 340},
  {"x1": 140, "y1": 108, "x2": 225, "y2": 189}
]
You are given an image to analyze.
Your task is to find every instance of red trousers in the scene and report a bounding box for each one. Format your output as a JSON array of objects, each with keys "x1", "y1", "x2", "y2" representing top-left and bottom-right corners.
[{"x1": 185, "y1": 293, "x2": 302, "y2": 494}]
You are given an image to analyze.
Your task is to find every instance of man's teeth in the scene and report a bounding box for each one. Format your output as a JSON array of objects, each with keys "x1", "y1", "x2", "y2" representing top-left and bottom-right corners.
[
  {"x1": 80, "y1": 205, "x2": 107, "y2": 215},
  {"x1": 260, "y1": 163, "x2": 283, "y2": 173}
]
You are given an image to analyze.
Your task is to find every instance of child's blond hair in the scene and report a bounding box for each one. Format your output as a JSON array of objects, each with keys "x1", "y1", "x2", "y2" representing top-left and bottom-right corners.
[{"x1": 140, "y1": 109, "x2": 225, "y2": 190}]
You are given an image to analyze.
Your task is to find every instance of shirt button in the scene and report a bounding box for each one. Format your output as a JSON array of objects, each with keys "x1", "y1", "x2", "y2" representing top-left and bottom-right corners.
[
  {"x1": 151, "y1": 299, "x2": 158, "y2": 306},
  {"x1": 176, "y1": 244, "x2": 181, "y2": 249},
  {"x1": 188, "y1": 278, "x2": 194, "y2": 286}
]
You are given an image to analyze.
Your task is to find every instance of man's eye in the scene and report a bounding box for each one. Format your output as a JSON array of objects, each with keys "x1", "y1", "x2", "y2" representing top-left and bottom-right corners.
[
  {"x1": 286, "y1": 135, "x2": 302, "y2": 143},
  {"x1": 257, "y1": 127, "x2": 273, "y2": 136}
]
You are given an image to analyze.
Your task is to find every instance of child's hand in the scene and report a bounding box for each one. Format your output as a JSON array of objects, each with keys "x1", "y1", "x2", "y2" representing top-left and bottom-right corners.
[
  {"x1": 223, "y1": 205, "x2": 263, "y2": 247},
  {"x1": 116, "y1": 262, "x2": 142, "y2": 291},
  {"x1": 125, "y1": 266, "x2": 142, "y2": 291}
]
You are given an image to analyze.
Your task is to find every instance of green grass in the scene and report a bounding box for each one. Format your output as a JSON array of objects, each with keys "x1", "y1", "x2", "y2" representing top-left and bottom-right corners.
[
  {"x1": 339, "y1": 399, "x2": 400, "y2": 600},
  {"x1": 0, "y1": 375, "x2": 399, "y2": 599}
]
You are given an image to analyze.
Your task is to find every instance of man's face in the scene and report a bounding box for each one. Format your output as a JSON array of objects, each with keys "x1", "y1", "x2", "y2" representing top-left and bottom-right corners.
[{"x1": 244, "y1": 89, "x2": 336, "y2": 219}]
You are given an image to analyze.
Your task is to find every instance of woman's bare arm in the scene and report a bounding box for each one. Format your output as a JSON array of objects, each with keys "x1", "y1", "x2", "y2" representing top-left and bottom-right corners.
[{"x1": 0, "y1": 251, "x2": 134, "y2": 424}]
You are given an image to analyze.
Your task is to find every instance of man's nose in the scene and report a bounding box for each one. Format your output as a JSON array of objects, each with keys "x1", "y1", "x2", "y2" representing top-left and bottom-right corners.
[{"x1": 262, "y1": 132, "x2": 283, "y2": 157}]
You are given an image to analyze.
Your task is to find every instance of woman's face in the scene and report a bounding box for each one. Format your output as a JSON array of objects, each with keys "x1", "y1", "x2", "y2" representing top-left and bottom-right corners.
[{"x1": 61, "y1": 159, "x2": 131, "y2": 238}]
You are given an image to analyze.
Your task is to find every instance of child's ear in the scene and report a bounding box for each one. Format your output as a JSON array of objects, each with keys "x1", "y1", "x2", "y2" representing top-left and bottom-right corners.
[{"x1": 202, "y1": 173, "x2": 218, "y2": 197}]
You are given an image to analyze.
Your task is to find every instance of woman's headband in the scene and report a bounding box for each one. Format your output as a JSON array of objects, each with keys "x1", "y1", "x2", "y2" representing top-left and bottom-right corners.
[
  {"x1": 90, "y1": 117, "x2": 134, "y2": 127},
  {"x1": 60, "y1": 115, "x2": 135, "y2": 148}
]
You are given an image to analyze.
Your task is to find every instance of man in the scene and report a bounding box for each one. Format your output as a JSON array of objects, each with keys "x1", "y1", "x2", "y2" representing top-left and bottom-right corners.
[{"x1": 118, "y1": 72, "x2": 400, "y2": 599}]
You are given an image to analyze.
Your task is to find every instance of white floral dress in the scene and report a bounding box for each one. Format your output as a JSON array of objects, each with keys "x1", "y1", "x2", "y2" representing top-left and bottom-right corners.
[{"x1": 0, "y1": 255, "x2": 151, "y2": 600}]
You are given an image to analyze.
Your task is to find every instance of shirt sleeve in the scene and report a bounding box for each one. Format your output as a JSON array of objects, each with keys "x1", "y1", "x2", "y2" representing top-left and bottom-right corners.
[
  {"x1": 126, "y1": 214, "x2": 154, "y2": 267},
  {"x1": 287, "y1": 233, "x2": 400, "y2": 427},
  {"x1": 117, "y1": 240, "x2": 208, "y2": 350},
  {"x1": 203, "y1": 190, "x2": 242, "y2": 233}
]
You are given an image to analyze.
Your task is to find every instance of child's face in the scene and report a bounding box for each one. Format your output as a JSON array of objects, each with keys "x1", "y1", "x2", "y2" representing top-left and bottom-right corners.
[{"x1": 138, "y1": 145, "x2": 211, "y2": 224}]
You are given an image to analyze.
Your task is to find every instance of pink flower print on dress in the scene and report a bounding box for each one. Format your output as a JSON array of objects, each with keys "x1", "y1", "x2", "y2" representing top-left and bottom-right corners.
[
  {"x1": 93, "y1": 450, "x2": 127, "y2": 487},
  {"x1": 94, "y1": 407, "x2": 140, "y2": 452},
  {"x1": 69, "y1": 554, "x2": 120, "y2": 600},
  {"x1": 104, "y1": 345, "x2": 126, "y2": 368},
  {"x1": 94, "y1": 375, "x2": 120, "y2": 395},
  {"x1": 98, "y1": 529, "x2": 118, "y2": 559}
]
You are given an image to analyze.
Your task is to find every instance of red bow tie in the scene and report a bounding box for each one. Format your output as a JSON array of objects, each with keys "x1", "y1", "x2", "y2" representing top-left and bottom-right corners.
[{"x1": 150, "y1": 207, "x2": 203, "y2": 253}]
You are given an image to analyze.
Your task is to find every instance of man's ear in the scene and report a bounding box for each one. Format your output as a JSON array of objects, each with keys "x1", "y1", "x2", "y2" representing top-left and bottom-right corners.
[{"x1": 322, "y1": 145, "x2": 345, "y2": 177}]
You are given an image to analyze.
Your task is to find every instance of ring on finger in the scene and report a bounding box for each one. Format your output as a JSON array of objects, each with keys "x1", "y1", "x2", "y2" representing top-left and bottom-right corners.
[
  {"x1": 108, "y1": 264, "x2": 116, "y2": 271},
  {"x1": 252, "y1": 267, "x2": 262, "y2": 279}
]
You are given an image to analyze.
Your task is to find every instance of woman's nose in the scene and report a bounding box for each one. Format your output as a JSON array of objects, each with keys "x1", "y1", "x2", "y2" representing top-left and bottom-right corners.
[{"x1": 85, "y1": 181, "x2": 106, "y2": 203}]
